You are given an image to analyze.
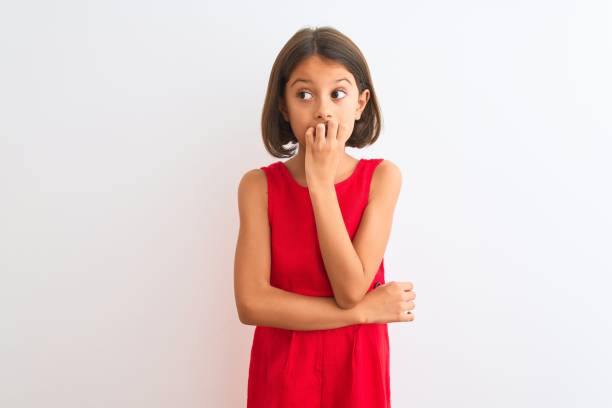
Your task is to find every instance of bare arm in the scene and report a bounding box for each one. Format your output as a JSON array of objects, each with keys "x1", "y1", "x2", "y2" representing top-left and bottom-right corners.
[
  {"x1": 309, "y1": 159, "x2": 403, "y2": 309},
  {"x1": 240, "y1": 285, "x2": 362, "y2": 331},
  {"x1": 233, "y1": 168, "x2": 364, "y2": 331}
]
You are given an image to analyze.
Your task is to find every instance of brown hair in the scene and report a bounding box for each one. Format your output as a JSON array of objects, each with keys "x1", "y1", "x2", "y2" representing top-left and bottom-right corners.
[{"x1": 261, "y1": 26, "x2": 384, "y2": 158}]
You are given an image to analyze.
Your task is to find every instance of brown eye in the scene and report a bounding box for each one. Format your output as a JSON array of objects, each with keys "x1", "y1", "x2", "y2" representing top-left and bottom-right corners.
[
  {"x1": 332, "y1": 89, "x2": 347, "y2": 99},
  {"x1": 297, "y1": 90, "x2": 313, "y2": 100},
  {"x1": 297, "y1": 89, "x2": 347, "y2": 101}
]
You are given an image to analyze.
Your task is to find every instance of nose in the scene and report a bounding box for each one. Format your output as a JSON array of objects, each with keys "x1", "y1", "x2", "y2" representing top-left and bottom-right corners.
[{"x1": 315, "y1": 100, "x2": 333, "y2": 121}]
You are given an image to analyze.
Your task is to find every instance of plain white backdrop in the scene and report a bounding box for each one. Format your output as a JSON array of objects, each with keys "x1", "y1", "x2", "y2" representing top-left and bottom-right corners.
[{"x1": 1, "y1": 1, "x2": 611, "y2": 407}]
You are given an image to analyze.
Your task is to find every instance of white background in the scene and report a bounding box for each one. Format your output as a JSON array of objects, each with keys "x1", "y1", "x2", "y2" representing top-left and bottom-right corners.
[{"x1": 1, "y1": 1, "x2": 611, "y2": 407}]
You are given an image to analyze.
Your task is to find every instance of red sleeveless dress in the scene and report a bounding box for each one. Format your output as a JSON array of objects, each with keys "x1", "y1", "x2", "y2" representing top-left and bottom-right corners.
[{"x1": 247, "y1": 158, "x2": 390, "y2": 408}]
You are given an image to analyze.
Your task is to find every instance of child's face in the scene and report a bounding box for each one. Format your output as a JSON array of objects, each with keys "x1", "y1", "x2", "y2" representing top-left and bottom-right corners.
[{"x1": 280, "y1": 54, "x2": 370, "y2": 147}]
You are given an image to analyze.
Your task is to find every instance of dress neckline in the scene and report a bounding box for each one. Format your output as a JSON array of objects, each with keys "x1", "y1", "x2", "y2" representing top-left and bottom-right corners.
[{"x1": 279, "y1": 159, "x2": 364, "y2": 190}]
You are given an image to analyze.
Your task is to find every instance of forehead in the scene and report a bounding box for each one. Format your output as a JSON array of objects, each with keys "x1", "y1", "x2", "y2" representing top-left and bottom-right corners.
[{"x1": 288, "y1": 55, "x2": 355, "y2": 84}]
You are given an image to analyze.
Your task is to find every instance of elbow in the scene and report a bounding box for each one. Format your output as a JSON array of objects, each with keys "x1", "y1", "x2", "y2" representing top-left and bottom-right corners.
[
  {"x1": 235, "y1": 284, "x2": 269, "y2": 326},
  {"x1": 336, "y1": 266, "x2": 368, "y2": 310},
  {"x1": 238, "y1": 307, "x2": 255, "y2": 326},
  {"x1": 237, "y1": 308, "x2": 250, "y2": 325},
  {"x1": 335, "y1": 293, "x2": 361, "y2": 310},
  {"x1": 335, "y1": 285, "x2": 368, "y2": 310},
  {"x1": 336, "y1": 301, "x2": 357, "y2": 310},
  {"x1": 236, "y1": 301, "x2": 256, "y2": 326}
]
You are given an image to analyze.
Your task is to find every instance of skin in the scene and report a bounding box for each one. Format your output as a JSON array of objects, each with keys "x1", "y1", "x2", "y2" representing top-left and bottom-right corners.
[
  {"x1": 279, "y1": 54, "x2": 369, "y2": 186},
  {"x1": 233, "y1": 54, "x2": 416, "y2": 330}
]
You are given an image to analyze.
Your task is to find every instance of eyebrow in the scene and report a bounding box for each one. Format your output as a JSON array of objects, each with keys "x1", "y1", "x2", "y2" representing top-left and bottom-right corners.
[{"x1": 289, "y1": 77, "x2": 352, "y2": 87}]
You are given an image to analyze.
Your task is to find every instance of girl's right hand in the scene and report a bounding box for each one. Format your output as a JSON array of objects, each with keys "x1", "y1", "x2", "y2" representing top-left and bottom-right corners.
[{"x1": 355, "y1": 281, "x2": 415, "y2": 324}]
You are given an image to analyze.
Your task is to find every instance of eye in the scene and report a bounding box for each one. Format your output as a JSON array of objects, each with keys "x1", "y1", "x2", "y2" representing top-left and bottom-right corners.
[
  {"x1": 296, "y1": 89, "x2": 348, "y2": 101},
  {"x1": 332, "y1": 89, "x2": 347, "y2": 99},
  {"x1": 296, "y1": 90, "x2": 313, "y2": 100}
]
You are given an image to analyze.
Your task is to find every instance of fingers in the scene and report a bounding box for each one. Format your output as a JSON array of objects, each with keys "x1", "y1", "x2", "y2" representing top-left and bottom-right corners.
[
  {"x1": 305, "y1": 126, "x2": 315, "y2": 149},
  {"x1": 398, "y1": 281, "x2": 414, "y2": 291},
  {"x1": 401, "y1": 291, "x2": 416, "y2": 301},
  {"x1": 327, "y1": 119, "x2": 349, "y2": 145},
  {"x1": 315, "y1": 123, "x2": 326, "y2": 148},
  {"x1": 402, "y1": 302, "x2": 415, "y2": 321},
  {"x1": 337, "y1": 121, "x2": 350, "y2": 145},
  {"x1": 307, "y1": 118, "x2": 349, "y2": 151},
  {"x1": 391, "y1": 281, "x2": 415, "y2": 322},
  {"x1": 385, "y1": 281, "x2": 414, "y2": 291},
  {"x1": 327, "y1": 119, "x2": 339, "y2": 142}
]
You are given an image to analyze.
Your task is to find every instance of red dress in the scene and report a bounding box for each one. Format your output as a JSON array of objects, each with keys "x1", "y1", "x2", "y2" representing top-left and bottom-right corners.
[{"x1": 247, "y1": 158, "x2": 390, "y2": 408}]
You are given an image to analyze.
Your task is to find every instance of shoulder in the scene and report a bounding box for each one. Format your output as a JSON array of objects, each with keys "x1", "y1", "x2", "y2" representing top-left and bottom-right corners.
[
  {"x1": 238, "y1": 168, "x2": 267, "y2": 195},
  {"x1": 237, "y1": 168, "x2": 268, "y2": 216},
  {"x1": 369, "y1": 159, "x2": 402, "y2": 203},
  {"x1": 373, "y1": 159, "x2": 402, "y2": 179},
  {"x1": 372, "y1": 159, "x2": 402, "y2": 190}
]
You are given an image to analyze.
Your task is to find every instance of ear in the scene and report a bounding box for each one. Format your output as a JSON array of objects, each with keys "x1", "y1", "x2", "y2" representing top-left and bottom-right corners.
[{"x1": 355, "y1": 89, "x2": 370, "y2": 119}]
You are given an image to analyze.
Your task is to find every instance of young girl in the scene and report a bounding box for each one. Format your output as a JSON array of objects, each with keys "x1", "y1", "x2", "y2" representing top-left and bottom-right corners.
[{"x1": 234, "y1": 26, "x2": 416, "y2": 408}]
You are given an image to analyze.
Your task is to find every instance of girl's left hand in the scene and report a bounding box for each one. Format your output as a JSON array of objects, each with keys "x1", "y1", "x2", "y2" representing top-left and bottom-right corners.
[{"x1": 304, "y1": 118, "x2": 351, "y2": 189}]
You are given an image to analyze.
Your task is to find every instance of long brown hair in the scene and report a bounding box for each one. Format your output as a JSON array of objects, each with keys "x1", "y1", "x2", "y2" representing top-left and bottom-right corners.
[{"x1": 261, "y1": 26, "x2": 383, "y2": 158}]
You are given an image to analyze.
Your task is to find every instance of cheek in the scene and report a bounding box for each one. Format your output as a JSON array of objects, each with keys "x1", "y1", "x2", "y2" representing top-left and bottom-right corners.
[
  {"x1": 288, "y1": 122, "x2": 307, "y2": 142},
  {"x1": 340, "y1": 122, "x2": 355, "y2": 139}
]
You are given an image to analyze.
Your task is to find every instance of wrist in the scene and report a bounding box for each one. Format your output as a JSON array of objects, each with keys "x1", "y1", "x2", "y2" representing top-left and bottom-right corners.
[
  {"x1": 351, "y1": 302, "x2": 369, "y2": 324},
  {"x1": 308, "y1": 183, "x2": 335, "y2": 198}
]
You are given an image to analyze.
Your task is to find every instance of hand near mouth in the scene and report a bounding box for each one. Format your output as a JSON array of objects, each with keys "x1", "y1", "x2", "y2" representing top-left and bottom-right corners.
[{"x1": 303, "y1": 118, "x2": 351, "y2": 191}]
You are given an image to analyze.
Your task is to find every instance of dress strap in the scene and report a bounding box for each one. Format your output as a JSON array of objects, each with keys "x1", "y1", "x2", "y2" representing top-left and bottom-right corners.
[
  {"x1": 259, "y1": 162, "x2": 284, "y2": 223},
  {"x1": 361, "y1": 158, "x2": 385, "y2": 197}
]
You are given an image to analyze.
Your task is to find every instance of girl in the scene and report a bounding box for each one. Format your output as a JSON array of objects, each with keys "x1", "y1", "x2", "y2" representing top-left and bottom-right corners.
[{"x1": 234, "y1": 26, "x2": 416, "y2": 408}]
